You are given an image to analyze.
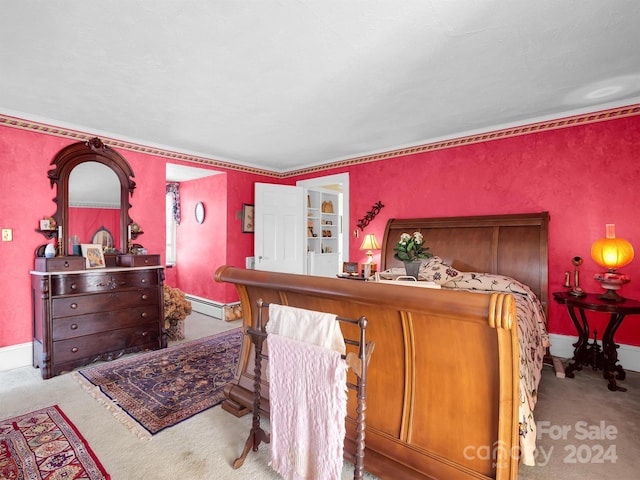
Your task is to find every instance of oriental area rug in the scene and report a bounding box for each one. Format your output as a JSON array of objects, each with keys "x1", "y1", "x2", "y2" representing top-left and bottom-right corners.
[
  {"x1": 74, "y1": 328, "x2": 242, "y2": 438},
  {"x1": 0, "y1": 405, "x2": 110, "y2": 479}
]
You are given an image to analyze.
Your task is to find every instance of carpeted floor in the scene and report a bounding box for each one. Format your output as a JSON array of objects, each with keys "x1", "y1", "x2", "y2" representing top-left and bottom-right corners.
[
  {"x1": 74, "y1": 328, "x2": 242, "y2": 437},
  {"x1": 0, "y1": 405, "x2": 110, "y2": 479},
  {"x1": 2, "y1": 312, "x2": 639, "y2": 479},
  {"x1": 518, "y1": 362, "x2": 640, "y2": 479}
]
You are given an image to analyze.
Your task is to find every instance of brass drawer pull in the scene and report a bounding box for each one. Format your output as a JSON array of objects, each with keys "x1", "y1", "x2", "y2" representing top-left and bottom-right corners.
[
  {"x1": 97, "y1": 277, "x2": 120, "y2": 289},
  {"x1": 70, "y1": 323, "x2": 78, "y2": 330},
  {"x1": 141, "y1": 278, "x2": 148, "y2": 284},
  {"x1": 141, "y1": 294, "x2": 148, "y2": 300},
  {"x1": 70, "y1": 303, "x2": 78, "y2": 309},
  {"x1": 64, "y1": 261, "x2": 70, "y2": 268},
  {"x1": 141, "y1": 331, "x2": 149, "y2": 336},
  {"x1": 141, "y1": 312, "x2": 148, "y2": 318},
  {"x1": 70, "y1": 283, "x2": 77, "y2": 290},
  {"x1": 71, "y1": 347, "x2": 78, "y2": 353}
]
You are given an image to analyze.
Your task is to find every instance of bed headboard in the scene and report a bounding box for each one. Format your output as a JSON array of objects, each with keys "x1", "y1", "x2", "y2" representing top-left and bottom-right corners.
[{"x1": 380, "y1": 212, "x2": 549, "y2": 313}]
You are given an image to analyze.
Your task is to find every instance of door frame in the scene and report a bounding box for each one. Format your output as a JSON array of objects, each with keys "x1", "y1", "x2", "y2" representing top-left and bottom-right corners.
[{"x1": 297, "y1": 173, "x2": 349, "y2": 262}]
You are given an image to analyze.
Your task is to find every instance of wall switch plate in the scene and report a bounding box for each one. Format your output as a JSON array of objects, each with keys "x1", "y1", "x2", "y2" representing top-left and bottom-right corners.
[
  {"x1": 2, "y1": 228, "x2": 13, "y2": 241},
  {"x1": 245, "y1": 256, "x2": 255, "y2": 269}
]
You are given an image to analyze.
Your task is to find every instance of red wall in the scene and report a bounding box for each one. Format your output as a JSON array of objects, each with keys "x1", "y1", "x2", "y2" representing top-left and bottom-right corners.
[
  {"x1": 68, "y1": 208, "x2": 120, "y2": 250},
  {"x1": 165, "y1": 174, "x2": 229, "y2": 297},
  {"x1": 2, "y1": 112, "x2": 640, "y2": 350},
  {"x1": 163, "y1": 166, "x2": 283, "y2": 303},
  {"x1": 0, "y1": 127, "x2": 272, "y2": 348},
  {"x1": 336, "y1": 115, "x2": 640, "y2": 345}
]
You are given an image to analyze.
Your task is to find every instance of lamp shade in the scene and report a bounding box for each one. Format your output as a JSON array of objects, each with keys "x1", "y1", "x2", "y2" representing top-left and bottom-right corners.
[
  {"x1": 360, "y1": 234, "x2": 380, "y2": 251},
  {"x1": 360, "y1": 233, "x2": 380, "y2": 265},
  {"x1": 591, "y1": 224, "x2": 634, "y2": 271}
]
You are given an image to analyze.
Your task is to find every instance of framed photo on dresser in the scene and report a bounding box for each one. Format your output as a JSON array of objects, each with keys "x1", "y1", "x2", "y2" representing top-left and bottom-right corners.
[{"x1": 81, "y1": 244, "x2": 106, "y2": 269}]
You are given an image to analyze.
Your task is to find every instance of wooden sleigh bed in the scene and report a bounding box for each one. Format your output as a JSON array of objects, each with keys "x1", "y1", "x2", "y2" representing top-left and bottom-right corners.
[{"x1": 214, "y1": 212, "x2": 549, "y2": 480}]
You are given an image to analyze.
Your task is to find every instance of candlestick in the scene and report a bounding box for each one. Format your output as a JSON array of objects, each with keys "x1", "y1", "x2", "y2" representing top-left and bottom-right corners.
[
  {"x1": 127, "y1": 225, "x2": 132, "y2": 241},
  {"x1": 58, "y1": 226, "x2": 62, "y2": 240}
]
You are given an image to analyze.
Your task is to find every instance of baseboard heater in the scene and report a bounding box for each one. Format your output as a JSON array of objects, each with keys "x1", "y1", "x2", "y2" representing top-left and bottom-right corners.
[{"x1": 184, "y1": 294, "x2": 239, "y2": 320}]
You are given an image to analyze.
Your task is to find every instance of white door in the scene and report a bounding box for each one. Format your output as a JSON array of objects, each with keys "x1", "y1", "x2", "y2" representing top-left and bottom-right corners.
[{"x1": 254, "y1": 183, "x2": 305, "y2": 274}]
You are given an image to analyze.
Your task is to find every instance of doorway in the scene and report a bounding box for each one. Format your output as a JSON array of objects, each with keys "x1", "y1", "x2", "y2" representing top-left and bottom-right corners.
[{"x1": 297, "y1": 173, "x2": 350, "y2": 263}]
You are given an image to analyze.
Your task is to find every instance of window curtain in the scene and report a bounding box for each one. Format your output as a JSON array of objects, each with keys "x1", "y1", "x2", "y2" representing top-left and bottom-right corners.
[{"x1": 166, "y1": 183, "x2": 181, "y2": 226}]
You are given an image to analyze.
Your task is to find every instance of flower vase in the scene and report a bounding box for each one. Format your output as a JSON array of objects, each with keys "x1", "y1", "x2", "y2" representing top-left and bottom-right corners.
[{"x1": 403, "y1": 260, "x2": 422, "y2": 280}]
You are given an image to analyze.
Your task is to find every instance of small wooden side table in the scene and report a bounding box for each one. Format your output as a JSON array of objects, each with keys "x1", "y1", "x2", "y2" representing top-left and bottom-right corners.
[{"x1": 553, "y1": 291, "x2": 640, "y2": 391}]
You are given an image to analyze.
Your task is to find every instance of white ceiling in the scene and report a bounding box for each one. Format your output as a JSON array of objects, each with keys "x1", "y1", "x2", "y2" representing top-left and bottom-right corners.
[
  {"x1": 166, "y1": 163, "x2": 222, "y2": 182},
  {"x1": 2, "y1": 1, "x2": 639, "y2": 173}
]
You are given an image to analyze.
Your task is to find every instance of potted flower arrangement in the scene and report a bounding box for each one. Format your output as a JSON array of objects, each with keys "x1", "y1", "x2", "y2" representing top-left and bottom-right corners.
[
  {"x1": 393, "y1": 231, "x2": 433, "y2": 279},
  {"x1": 164, "y1": 285, "x2": 192, "y2": 341}
]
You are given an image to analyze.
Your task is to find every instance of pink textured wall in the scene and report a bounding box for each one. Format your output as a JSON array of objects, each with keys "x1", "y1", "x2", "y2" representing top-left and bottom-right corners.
[
  {"x1": 123, "y1": 149, "x2": 167, "y2": 260},
  {"x1": 69, "y1": 208, "x2": 121, "y2": 250},
  {"x1": 334, "y1": 115, "x2": 640, "y2": 345},
  {"x1": 2, "y1": 113, "x2": 640, "y2": 350},
  {"x1": 165, "y1": 168, "x2": 286, "y2": 304},
  {"x1": 0, "y1": 129, "x2": 169, "y2": 348},
  {"x1": 165, "y1": 174, "x2": 228, "y2": 298},
  {"x1": 1, "y1": 130, "x2": 72, "y2": 348},
  {"x1": 0, "y1": 127, "x2": 270, "y2": 348}
]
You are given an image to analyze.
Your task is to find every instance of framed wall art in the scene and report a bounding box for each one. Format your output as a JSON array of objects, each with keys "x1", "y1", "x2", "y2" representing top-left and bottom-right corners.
[{"x1": 242, "y1": 204, "x2": 254, "y2": 233}]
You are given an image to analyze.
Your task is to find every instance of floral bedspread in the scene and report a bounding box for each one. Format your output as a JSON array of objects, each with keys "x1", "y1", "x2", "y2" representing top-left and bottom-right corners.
[{"x1": 382, "y1": 258, "x2": 549, "y2": 466}]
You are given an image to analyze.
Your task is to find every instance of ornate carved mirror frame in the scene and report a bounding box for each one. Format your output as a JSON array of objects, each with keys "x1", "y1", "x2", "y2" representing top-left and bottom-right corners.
[{"x1": 39, "y1": 137, "x2": 139, "y2": 255}]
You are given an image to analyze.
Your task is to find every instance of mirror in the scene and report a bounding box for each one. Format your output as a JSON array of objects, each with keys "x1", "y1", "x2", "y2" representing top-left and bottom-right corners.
[
  {"x1": 69, "y1": 162, "x2": 121, "y2": 252},
  {"x1": 41, "y1": 137, "x2": 138, "y2": 255}
]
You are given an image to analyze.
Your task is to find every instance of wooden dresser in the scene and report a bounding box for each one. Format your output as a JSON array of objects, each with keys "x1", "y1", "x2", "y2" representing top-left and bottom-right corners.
[{"x1": 31, "y1": 265, "x2": 165, "y2": 379}]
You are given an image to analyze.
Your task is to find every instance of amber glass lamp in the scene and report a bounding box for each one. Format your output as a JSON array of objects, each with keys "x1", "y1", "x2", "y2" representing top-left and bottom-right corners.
[
  {"x1": 591, "y1": 224, "x2": 634, "y2": 302},
  {"x1": 360, "y1": 233, "x2": 380, "y2": 264}
]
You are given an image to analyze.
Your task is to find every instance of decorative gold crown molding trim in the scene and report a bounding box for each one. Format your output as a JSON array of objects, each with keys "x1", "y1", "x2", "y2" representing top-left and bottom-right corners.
[
  {"x1": 282, "y1": 104, "x2": 640, "y2": 178},
  {"x1": 2, "y1": 104, "x2": 638, "y2": 179},
  {"x1": 0, "y1": 115, "x2": 277, "y2": 178}
]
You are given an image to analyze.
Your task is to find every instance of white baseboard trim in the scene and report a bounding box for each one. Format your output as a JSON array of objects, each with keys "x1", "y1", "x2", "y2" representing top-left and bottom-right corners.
[
  {"x1": 184, "y1": 294, "x2": 239, "y2": 320},
  {"x1": 549, "y1": 333, "x2": 640, "y2": 373},
  {"x1": 0, "y1": 342, "x2": 32, "y2": 371}
]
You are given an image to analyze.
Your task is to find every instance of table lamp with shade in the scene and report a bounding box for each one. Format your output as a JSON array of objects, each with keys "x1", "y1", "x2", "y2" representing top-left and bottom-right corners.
[
  {"x1": 360, "y1": 233, "x2": 380, "y2": 277},
  {"x1": 360, "y1": 233, "x2": 380, "y2": 263},
  {"x1": 591, "y1": 224, "x2": 634, "y2": 302}
]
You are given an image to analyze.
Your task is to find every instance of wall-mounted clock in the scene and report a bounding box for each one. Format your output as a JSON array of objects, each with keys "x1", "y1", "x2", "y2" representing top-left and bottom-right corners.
[{"x1": 195, "y1": 202, "x2": 205, "y2": 224}]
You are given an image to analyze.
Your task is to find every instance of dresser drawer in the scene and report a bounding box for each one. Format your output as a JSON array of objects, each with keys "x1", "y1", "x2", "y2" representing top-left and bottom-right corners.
[
  {"x1": 52, "y1": 306, "x2": 160, "y2": 340},
  {"x1": 52, "y1": 288, "x2": 160, "y2": 318},
  {"x1": 34, "y1": 256, "x2": 85, "y2": 272},
  {"x1": 51, "y1": 270, "x2": 159, "y2": 296},
  {"x1": 53, "y1": 324, "x2": 160, "y2": 365},
  {"x1": 32, "y1": 265, "x2": 166, "y2": 379},
  {"x1": 116, "y1": 254, "x2": 161, "y2": 267}
]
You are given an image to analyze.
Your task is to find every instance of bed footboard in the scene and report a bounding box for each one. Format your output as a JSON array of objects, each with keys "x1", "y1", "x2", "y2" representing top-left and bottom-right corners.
[{"x1": 215, "y1": 266, "x2": 520, "y2": 480}]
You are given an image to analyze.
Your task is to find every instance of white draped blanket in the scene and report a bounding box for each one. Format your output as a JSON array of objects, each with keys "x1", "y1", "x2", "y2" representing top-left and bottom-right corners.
[
  {"x1": 266, "y1": 303, "x2": 345, "y2": 354},
  {"x1": 268, "y1": 333, "x2": 348, "y2": 480}
]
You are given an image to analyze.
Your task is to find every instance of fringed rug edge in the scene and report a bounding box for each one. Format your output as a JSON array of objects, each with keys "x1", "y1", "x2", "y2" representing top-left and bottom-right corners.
[{"x1": 72, "y1": 371, "x2": 152, "y2": 441}]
